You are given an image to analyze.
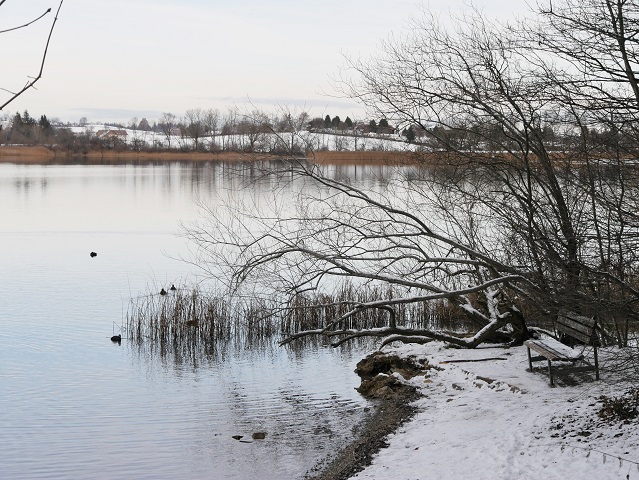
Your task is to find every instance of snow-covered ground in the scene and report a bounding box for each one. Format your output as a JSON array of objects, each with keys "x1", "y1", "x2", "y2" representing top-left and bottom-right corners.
[
  {"x1": 66, "y1": 124, "x2": 418, "y2": 153},
  {"x1": 351, "y1": 342, "x2": 639, "y2": 480}
]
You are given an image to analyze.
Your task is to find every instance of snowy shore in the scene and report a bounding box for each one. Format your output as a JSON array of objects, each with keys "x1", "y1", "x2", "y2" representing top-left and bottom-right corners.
[{"x1": 345, "y1": 342, "x2": 638, "y2": 480}]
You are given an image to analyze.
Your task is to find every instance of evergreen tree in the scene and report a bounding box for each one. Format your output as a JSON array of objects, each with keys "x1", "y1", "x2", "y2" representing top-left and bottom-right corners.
[
  {"x1": 12, "y1": 112, "x2": 23, "y2": 128},
  {"x1": 402, "y1": 126, "x2": 416, "y2": 143},
  {"x1": 345, "y1": 116, "x2": 353, "y2": 128},
  {"x1": 22, "y1": 110, "x2": 35, "y2": 125},
  {"x1": 138, "y1": 118, "x2": 151, "y2": 131},
  {"x1": 331, "y1": 115, "x2": 341, "y2": 127},
  {"x1": 368, "y1": 119, "x2": 377, "y2": 133},
  {"x1": 324, "y1": 115, "x2": 331, "y2": 128},
  {"x1": 39, "y1": 115, "x2": 51, "y2": 130},
  {"x1": 379, "y1": 118, "x2": 389, "y2": 129}
]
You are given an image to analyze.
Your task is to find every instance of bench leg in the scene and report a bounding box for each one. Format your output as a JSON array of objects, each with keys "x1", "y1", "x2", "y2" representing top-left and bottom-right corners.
[
  {"x1": 527, "y1": 347, "x2": 533, "y2": 372},
  {"x1": 548, "y1": 360, "x2": 554, "y2": 387}
]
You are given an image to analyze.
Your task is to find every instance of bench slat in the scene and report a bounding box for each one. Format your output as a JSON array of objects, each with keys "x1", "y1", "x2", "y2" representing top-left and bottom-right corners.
[
  {"x1": 557, "y1": 314, "x2": 595, "y2": 343},
  {"x1": 559, "y1": 312, "x2": 596, "y2": 327},
  {"x1": 557, "y1": 325, "x2": 592, "y2": 344},
  {"x1": 524, "y1": 338, "x2": 583, "y2": 361}
]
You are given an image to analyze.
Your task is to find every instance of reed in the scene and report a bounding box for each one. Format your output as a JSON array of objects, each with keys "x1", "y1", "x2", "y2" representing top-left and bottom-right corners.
[
  {"x1": 125, "y1": 282, "x2": 478, "y2": 349},
  {"x1": 126, "y1": 288, "x2": 237, "y2": 344}
]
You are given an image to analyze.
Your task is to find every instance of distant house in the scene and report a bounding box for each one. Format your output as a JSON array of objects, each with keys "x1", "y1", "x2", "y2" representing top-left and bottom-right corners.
[{"x1": 96, "y1": 129, "x2": 128, "y2": 142}]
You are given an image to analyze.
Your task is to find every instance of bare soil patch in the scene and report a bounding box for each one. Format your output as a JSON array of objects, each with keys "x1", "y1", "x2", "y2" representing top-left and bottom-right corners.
[{"x1": 305, "y1": 389, "x2": 420, "y2": 480}]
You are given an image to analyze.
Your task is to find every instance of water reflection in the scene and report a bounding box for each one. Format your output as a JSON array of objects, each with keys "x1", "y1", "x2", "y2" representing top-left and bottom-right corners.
[
  {"x1": 0, "y1": 159, "x2": 378, "y2": 480},
  {"x1": 124, "y1": 335, "x2": 370, "y2": 480}
]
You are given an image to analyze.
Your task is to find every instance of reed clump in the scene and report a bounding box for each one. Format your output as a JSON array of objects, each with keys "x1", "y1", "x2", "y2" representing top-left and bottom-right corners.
[
  {"x1": 126, "y1": 288, "x2": 257, "y2": 344},
  {"x1": 125, "y1": 283, "x2": 477, "y2": 348}
]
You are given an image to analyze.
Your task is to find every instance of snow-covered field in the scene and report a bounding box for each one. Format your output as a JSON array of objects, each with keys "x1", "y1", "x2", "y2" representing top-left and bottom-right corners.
[
  {"x1": 67, "y1": 124, "x2": 417, "y2": 153},
  {"x1": 351, "y1": 342, "x2": 639, "y2": 480}
]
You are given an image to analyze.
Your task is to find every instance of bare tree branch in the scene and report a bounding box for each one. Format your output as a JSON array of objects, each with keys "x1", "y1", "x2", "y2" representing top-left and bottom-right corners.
[
  {"x1": 0, "y1": 1, "x2": 64, "y2": 111},
  {"x1": 186, "y1": 1, "x2": 639, "y2": 349},
  {"x1": 0, "y1": 7, "x2": 51, "y2": 34}
]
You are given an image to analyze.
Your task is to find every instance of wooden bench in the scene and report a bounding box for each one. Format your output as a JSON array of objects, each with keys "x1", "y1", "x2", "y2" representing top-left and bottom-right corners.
[{"x1": 524, "y1": 312, "x2": 600, "y2": 387}]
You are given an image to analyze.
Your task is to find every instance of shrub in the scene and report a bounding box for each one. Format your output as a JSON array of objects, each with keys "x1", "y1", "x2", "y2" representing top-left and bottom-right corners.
[{"x1": 597, "y1": 388, "x2": 639, "y2": 422}]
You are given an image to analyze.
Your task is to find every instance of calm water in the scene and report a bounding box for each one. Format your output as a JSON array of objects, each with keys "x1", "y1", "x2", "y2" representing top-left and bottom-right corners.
[{"x1": 0, "y1": 160, "x2": 372, "y2": 479}]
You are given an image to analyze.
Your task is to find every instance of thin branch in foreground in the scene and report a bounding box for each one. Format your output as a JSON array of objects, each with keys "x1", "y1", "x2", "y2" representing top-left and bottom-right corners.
[
  {"x1": 0, "y1": 0, "x2": 64, "y2": 111},
  {"x1": 0, "y1": 7, "x2": 51, "y2": 34}
]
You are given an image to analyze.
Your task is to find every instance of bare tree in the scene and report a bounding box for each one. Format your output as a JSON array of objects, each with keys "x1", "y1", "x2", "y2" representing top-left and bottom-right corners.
[
  {"x1": 528, "y1": 0, "x2": 639, "y2": 124},
  {"x1": 187, "y1": 158, "x2": 530, "y2": 348},
  {"x1": 185, "y1": 108, "x2": 206, "y2": 151},
  {"x1": 335, "y1": 5, "x2": 639, "y2": 325},
  {"x1": 203, "y1": 108, "x2": 220, "y2": 151},
  {"x1": 219, "y1": 107, "x2": 238, "y2": 151},
  {"x1": 158, "y1": 112, "x2": 177, "y2": 148},
  {"x1": 1, "y1": 1, "x2": 64, "y2": 111},
  {"x1": 273, "y1": 106, "x2": 310, "y2": 155},
  {"x1": 235, "y1": 110, "x2": 270, "y2": 153},
  {"x1": 187, "y1": 1, "x2": 639, "y2": 348},
  {"x1": 521, "y1": 0, "x2": 639, "y2": 343}
]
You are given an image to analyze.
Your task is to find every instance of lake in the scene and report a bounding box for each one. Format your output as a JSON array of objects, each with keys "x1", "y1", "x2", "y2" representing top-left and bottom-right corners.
[{"x1": 0, "y1": 160, "x2": 374, "y2": 479}]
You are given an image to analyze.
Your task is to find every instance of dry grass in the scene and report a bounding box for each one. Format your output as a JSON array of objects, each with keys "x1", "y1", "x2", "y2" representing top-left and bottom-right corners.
[
  {"x1": 0, "y1": 146, "x2": 55, "y2": 161},
  {"x1": 0, "y1": 147, "x2": 437, "y2": 166},
  {"x1": 0, "y1": 146, "x2": 283, "y2": 162},
  {"x1": 310, "y1": 150, "x2": 420, "y2": 165}
]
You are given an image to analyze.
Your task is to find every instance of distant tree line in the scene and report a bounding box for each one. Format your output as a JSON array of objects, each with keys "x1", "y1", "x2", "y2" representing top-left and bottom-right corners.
[
  {"x1": 2, "y1": 111, "x2": 55, "y2": 145},
  {"x1": 0, "y1": 107, "x2": 407, "y2": 154},
  {"x1": 2, "y1": 106, "x2": 632, "y2": 157}
]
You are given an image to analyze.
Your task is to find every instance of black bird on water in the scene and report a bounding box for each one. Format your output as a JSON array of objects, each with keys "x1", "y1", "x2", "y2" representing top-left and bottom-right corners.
[
  {"x1": 160, "y1": 288, "x2": 168, "y2": 296},
  {"x1": 90, "y1": 252, "x2": 97, "y2": 258},
  {"x1": 111, "y1": 334, "x2": 122, "y2": 344}
]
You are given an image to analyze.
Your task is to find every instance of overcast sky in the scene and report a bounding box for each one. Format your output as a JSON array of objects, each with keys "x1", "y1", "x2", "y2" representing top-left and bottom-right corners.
[{"x1": 1, "y1": 0, "x2": 531, "y2": 124}]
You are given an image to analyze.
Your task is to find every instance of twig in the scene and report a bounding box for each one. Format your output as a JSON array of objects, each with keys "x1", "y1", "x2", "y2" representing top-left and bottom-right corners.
[
  {"x1": 0, "y1": 7, "x2": 51, "y2": 34},
  {"x1": 0, "y1": 0, "x2": 64, "y2": 111},
  {"x1": 439, "y1": 357, "x2": 508, "y2": 363},
  {"x1": 534, "y1": 442, "x2": 639, "y2": 467}
]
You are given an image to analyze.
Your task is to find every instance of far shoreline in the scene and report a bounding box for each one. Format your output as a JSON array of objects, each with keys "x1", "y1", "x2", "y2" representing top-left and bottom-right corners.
[
  {"x1": 0, "y1": 146, "x2": 282, "y2": 163},
  {"x1": 0, "y1": 145, "x2": 425, "y2": 166}
]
